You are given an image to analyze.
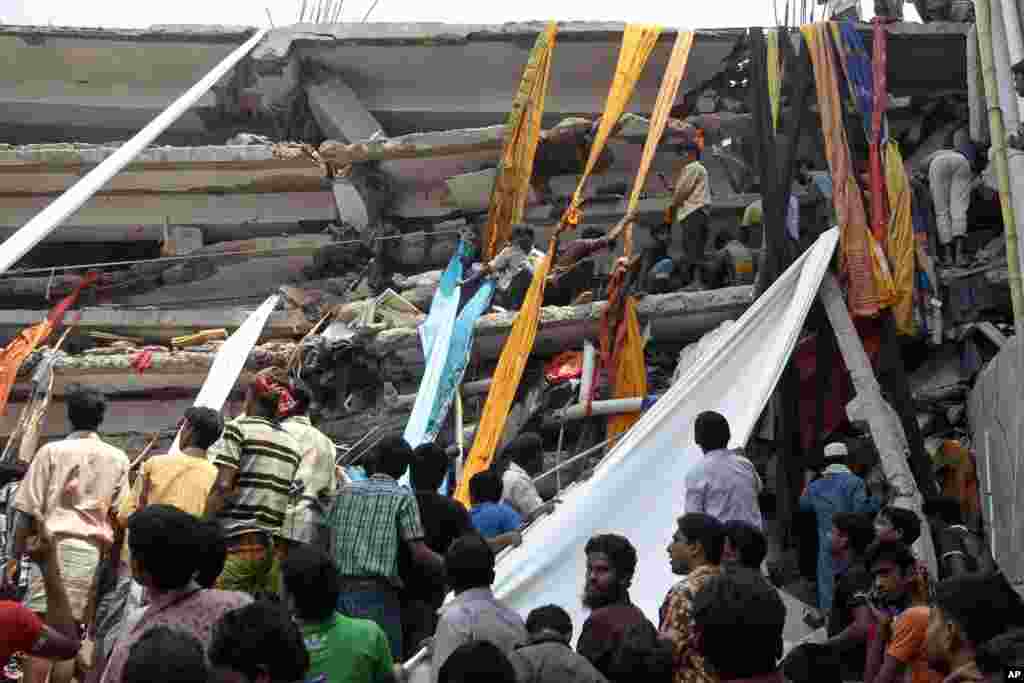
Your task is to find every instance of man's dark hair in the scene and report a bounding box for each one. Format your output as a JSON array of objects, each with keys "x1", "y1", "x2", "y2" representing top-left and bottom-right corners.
[
  {"x1": 411, "y1": 443, "x2": 449, "y2": 491},
  {"x1": 584, "y1": 534, "x2": 638, "y2": 583},
  {"x1": 65, "y1": 384, "x2": 107, "y2": 432},
  {"x1": 864, "y1": 540, "x2": 917, "y2": 573},
  {"x1": 525, "y1": 604, "x2": 573, "y2": 638},
  {"x1": 879, "y1": 506, "x2": 923, "y2": 546},
  {"x1": 127, "y1": 505, "x2": 201, "y2": 591},
  {"x1": 723, "y1": 520, "x2": 768, "y2": 569},
  {"x1": 123, "y1": 626, "x2": 207, "y2": 683},
  {"x1": 503, "y1": 433, "x2": 545, "y2": 475},
  {"x1": 934, "y1": 572, "x2": 1024, "y2": 648},
  {"x1": 374, "y1": 435, "x2": 413, "y2": 480},
  {"x1": 609, "y1": 621, "x2": 674, "y2": 683},
  {"x1": 832, "y1": 512, "x2": 876, "y2": 557},
  {"x1": 977, "y1": 628, "x2": 1024, "y2": 676},
  {"x1": 438, "y1": 641, "x2": 517, "y2": 683},
  {"x1": 469, "y1": 470, "x2": 503, "y2": 504},
  {"x1": 194, "y1": 520, "x2": 227, "y2": 589},
  {"x1": 581, "y1": 227, "x2": 605, "y2": 240},
  {"x1": 281, "y1": 545, "x2": 340, "y2": 622},
  {"x1": 923, "y1": 497, "x2": 965, "y2": 526},
  {"x1": 183, "y1": 407, "x2": 224, "y2": 450},
  {"x1": 209, "y1": 602, "x2": 310, "y2": 683},
  {"x1": 445, "y1": 534, "x2": 496, "y2": 593},
  {"x1": 678, "y1": 513, "x2": 726, "y2": 565},
  {"x1": 694, "y1": 411, "x2": 730, "y2": 451},
  {"x1": 783, "y1": 642, "x2": 841, "y2": 683},
  {"x1": 692, "y1": 568, "x2": 786, "y2": 679}
]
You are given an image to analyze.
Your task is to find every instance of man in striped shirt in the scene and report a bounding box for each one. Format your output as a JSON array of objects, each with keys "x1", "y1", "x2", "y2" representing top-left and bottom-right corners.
[
  {"x1": 326, "y1": 435, "x2": 444, "y2": 660},
  {"x1": 205, "y1": 368, "x2": 302, "y2": 597}
]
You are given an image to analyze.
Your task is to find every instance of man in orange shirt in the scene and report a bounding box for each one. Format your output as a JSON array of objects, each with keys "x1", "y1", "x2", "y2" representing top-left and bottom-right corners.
[{"x1": 864, "y1": 540, "x2": 942, "y2": 683}]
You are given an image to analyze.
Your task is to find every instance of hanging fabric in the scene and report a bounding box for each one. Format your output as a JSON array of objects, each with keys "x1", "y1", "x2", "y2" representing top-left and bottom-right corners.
[
  {"x1": 884, "y1": 142, "x2": 917, "y2": 336},
  {"x1": 870, "y1": 19, "x2": 891, "y2": 243},
  {"x1": 802, "y1": 23, "x2": 895, "y2": 318},
  {"x1": 766, "y1": 30, "x2": 783, "y2": 132},
  {"x1": 455, "y1": 24, "x2": 662, "y2": 507},
  {"x1": 0, "y1": 272, "x2": 96, "y2": 419},
  {"x1": 602, "y1": 31, "x2": 694, "y2": 438},
  {"x1": 481, "y1": 23, "x2": 558, "y2": 260}
]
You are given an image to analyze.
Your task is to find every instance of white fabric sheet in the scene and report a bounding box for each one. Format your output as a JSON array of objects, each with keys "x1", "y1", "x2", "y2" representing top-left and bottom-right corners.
[{"x1": 407, "y1": 229, "x2": 838, "y2": 679}]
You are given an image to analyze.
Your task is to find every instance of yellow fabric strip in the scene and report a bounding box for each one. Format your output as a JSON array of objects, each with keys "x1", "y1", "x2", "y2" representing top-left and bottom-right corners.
[
  {"x1": 607, "y1": 297, "x2": 647, "y2": 440},
  {"x1": 766, "y1": 29, "x2": 782, "y2": 132},
  {"x1": 563, "y1": 24, "x2": 662, "y2": 229},
  {"x1": 884, "y1": 141, "x2": 917, "y2": 336},
  {"x1": 623, "y1": 31, "x2": 694, "y2": 257},
  {"x1": 455, "y1": 25, "x2": 660, "y2": 507},
  {"x1": 482, "y1": 23, "x2": 557, "y2": 260}
]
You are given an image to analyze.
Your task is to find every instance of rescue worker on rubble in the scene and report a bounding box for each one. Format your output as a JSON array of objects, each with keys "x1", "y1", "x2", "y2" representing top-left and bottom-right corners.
[
  {"x1": 546, "y1": 212, "x2": 635, "y2": 306},
  {"x1": 703, "y1": 228, "x2": 757, "y2": 289},
  {"x1": 639, "y1": 221, "x2": 680, "y2": 295},
  {"x1": 665, "y1": 127, "x2": 711, "y2": 292},
  {"x1": 461, "y1": 225, "x2": 544, "y2": 310},
  {"x1": 916, "y1": 143, "x2": 981, "y2": 267}
]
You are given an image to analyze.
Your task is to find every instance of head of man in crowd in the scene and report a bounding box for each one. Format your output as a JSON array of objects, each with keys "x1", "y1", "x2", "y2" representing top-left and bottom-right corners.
[
  {"x1": 194, "y1": 519, "x2": 228, "y2": 589},
  {"x1": 209, "y1": 601, "x2": 310, "y2": 683},
  {"x1": 525, "y1": 604, "x2": 574, "y2": 644},
  {"x1": 180, "y1": 406, "x2": 224, "y2": 452},
  {"x1": 122, "y1": 627, "x2": 208, "y2": 683},
  {"x1": 723, "y1": 520, "x2": 768, "y2": 570},
  {"x1": 692, "y1": 568, "x2": 786, "y2": 681},
  {"x1": 438, "y1": 641, "x2": 517, "y2": 683},
  {"x1": 831, "y1": 512, "x2": 876, "y2": 560},
  {"x1": 128, "y1": 505, "x2": 204, "y2": 594},
  {"x1": 1014, "y1": 60, "x2": 1024, "y2": 98},
  {"x1": 66, "y1": 384, "x2": 107, "y2": 433},
  {"x1": 511, "y1": 225, "x2": 536, "y2": 253},
  {"x1": 245, "y1": 367, "x2": 292, "y2": 420},
  {"x1": 927, "y1": 572, "x2": 1024, "y2": 676},
  {"x1": 281, "y1": 544, "x2": 339, "y2": 624},
  {"x1": 411, "y1": 443, "x2": 449, "y2": 492},
  {"x1": 500, "y1": 432, "x2": 545, "y2": 477},
  {"x1": 469, "y1": 470, "x2": 503, "y2": 506},
  {"x1": 875, "y1": 506, "x2": 923, "y2": 547},
  {"x1": 445, "y1": 534, "x2": 496, "y2": 595},
  {"x1": 668, "y1": 513, "x2": 725, "y2": 576},
  {"x1": 694, "y1": 411, "x2": 731, "y2": 454},
  {"x1": 373, "y1": 435, "x2": 414, "y2": 481},
  {"x1": 583, "y1": 533, "x2": 638, "y2": 610},
  {"x1": 865, "y1": 540, "x2": 918, "y2": 606}
]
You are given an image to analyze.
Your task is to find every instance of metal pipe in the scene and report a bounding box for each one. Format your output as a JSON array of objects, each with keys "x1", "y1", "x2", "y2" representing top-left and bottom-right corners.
[
  {"x1": 0, "y1": 28, "x2": 270, "y2": 276},
  {"x1": 553, "y1": 397, "x2": 652, "y2": 422},
  {"x1": 579, "y1": 341, "x2": 596, "y2": 404}
]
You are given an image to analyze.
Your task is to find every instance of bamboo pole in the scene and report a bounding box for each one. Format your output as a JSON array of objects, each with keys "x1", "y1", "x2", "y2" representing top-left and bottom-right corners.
[{"x1": 976, "y1": 0, "x2": 1024, "y2": 584}]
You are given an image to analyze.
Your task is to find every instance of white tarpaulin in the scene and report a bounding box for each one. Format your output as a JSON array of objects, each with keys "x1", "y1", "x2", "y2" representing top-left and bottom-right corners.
[
  {"x1": 407, "y1": 229, "x2": 838, "y2": 680},
  {"x1": 491, "y1": 228, "x2": 839, "y2": 637}
]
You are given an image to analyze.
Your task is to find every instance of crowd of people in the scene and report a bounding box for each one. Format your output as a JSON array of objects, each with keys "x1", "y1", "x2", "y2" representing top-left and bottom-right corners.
[{"x1": 1, "y1": 378, "x2": 1023, "y2": 683}]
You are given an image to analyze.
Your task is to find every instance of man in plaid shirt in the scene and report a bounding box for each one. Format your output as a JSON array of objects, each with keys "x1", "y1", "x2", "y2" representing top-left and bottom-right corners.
[{"x1": 326, "y1": 435, "x2": 444, "y2": 660}]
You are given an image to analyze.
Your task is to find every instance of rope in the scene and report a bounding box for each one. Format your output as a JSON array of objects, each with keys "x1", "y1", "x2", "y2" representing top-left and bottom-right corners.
[{"x1": 0, "y1": 229, "x2": 467, "y2": 278}]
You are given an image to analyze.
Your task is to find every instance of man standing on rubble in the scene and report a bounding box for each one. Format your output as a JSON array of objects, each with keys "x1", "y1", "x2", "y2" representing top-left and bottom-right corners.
[
  {"x1": 665, "y1": 128, "x2": 711, "y2": 291},
  {"x1": 546, "y1": 212, "x2": 636, "y2": 306},
  {"x1": 278, "y1": 383, "x2": 338, "y2": 553},
  {"x1": 917, "y1": 144, "x2": 980, "y2": 267},
  {"x1": 5, "y1": 385, "x2": 128, "y2": 683},
  {"x1": 204, "y1": 367, "x2": 303, "y2": 596},
  {"x1": 801, "y1": 441, "x2": 881, "y2": 613},
  {"x1": 683, "y1": 411, "x2": 763, "y2": 530}
]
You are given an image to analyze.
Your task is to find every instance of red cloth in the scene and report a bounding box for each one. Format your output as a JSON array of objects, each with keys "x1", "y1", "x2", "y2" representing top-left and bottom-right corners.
[
  {"x1": 795, "y1": 318, "x2": 882, "y2": 451},
  {"x1": 130, "y1": 349, "x2": 154, "y2": 375},
  {"x1": 544, "y1": 351, "x2": 583, "y2": 383},
  {"x1": 253, "y1": 373, "x2": 298, "y2": 418},
  {"x1": 0, "y1": 601, "x2": 44, "y2": 661},
  {"x1": 869, "y1": 19, "x2": 890, "y2": 243}
]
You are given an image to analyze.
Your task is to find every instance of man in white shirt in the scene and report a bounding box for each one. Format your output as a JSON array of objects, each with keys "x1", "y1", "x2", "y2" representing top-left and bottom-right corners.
[
  {"x1": 495, "y1": 433, "x2": 555, "y2": 524},
  {"x1": 683, "y1": 411, "x2": 763, "y2": 530}
]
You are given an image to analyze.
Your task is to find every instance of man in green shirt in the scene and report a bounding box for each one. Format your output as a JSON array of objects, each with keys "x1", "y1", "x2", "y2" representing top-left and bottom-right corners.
[{"x1": 282, "y1": 544, "x2": 400, "y2": 683}]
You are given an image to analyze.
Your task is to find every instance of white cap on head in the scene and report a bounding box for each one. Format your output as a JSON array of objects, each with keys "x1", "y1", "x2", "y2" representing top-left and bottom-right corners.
[{"x1": 824, "y1": 442, "x2": 848, "y2": 459}]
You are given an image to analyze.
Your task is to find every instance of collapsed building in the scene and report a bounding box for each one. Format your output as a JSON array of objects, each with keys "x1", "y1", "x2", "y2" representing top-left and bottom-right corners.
[{"x1": 0, "y1": 18, "x2": 1017, "y2": 597}]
